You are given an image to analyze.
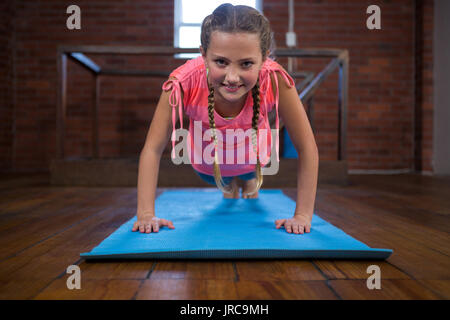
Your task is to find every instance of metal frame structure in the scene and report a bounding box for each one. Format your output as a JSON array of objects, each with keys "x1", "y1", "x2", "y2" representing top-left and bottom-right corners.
[{"x1": 56, "y1": 46, "x2": 348, "y2": 161}]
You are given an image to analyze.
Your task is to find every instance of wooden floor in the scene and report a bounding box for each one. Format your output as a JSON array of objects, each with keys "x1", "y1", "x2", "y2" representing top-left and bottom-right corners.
[{"x1": 0, "y1": 173, "x2": 449, "y2": 300}]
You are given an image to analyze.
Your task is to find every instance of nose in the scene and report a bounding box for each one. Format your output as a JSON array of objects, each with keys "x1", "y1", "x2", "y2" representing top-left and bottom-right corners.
[{"x1": 225, "y1": 67, "x2": 240, "y2": 84}]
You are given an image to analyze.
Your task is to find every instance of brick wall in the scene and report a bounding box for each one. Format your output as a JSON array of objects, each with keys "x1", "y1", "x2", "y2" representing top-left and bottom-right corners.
[
  {"x1": 1, "y1": 0, "x2": 434, "y2": 173},
  {"x1": 265, "y1": 0, "x2": 420, "y2": 171},
  {"x1": 0, "y1": 1, "x2": 14, "y2": 171},
  {"x1": 414, "y1": 0, "x2": 434, "y2": 173}
]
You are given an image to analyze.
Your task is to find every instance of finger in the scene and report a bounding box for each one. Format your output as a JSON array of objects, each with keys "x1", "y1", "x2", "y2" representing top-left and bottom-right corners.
[
  {"x1": 299, "y1": 225, "x2": 305, "y2": 234},
  {"x1": 139, "y1": 224, "x2": 145, "y2": 233},
  {"x1": 292, "y1": 224, "x2": 299, "y2": 234},
  {"x1": 145, "y1": 224, "x2": 152, "y2": 234},
  {"x1": 305, "y1": 224, "x2": 311, "y2": 233},
  {"x1": 132, "y1": 222, "x2": 138, "y2": 232},
  {"x1": 163, "y1": 220, "x2": 175, "y2": 229},
  {"x1": 152, "y1": 221, "x2": 159, "y2": 233},
  {"x1": 160, "y1": 219, "x2": 175, "y2": 229},
  {"x1": 285, "y1": 222, "x2": 292, "y2": 233},
  {"x1": 275, "y1": 219, "x2": 285, "y2": 229}
]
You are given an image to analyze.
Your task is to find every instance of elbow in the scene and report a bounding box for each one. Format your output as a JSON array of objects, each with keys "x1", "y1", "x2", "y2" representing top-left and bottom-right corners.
[{"x1": 139, "y1": 148, "x2": 150, "y2": 161}]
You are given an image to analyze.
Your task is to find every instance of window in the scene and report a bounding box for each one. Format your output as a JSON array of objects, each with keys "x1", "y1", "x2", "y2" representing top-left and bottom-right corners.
[{"x1": 174, "y1": 0, "x2": 262, "y2": 57}]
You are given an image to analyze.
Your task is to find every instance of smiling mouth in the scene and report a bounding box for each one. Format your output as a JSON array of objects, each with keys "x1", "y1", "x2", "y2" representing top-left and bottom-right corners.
[{"x1": 222, "y1": 84, "x2": 243, "y2": 92}]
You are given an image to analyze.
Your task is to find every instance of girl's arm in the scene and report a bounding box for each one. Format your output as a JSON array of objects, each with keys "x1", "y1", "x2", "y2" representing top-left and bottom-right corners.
[
  {"x1": 133, "y1": 83, "x2": 181, "y2": 233},
  {"x1": 137, "y1": 89, "x2": 173, "y2": 216},
  {"x1": 276, "y1": 72, "x2": 319, "y2": 220}
]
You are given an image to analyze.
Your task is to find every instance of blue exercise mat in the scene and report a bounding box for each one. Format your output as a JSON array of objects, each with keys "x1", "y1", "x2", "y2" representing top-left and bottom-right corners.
[{"x1": 80, "y1": 189, "x2": 393, "y2": 260}]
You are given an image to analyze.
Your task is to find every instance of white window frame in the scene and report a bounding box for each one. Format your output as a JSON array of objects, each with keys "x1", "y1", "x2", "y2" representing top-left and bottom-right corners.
[{"x1": 174, "y1": 0, "x2": 263, "y2": 54}]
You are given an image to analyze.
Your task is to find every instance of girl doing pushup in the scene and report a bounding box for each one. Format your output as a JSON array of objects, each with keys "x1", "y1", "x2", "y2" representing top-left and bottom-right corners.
[{"x1": 132, "y1": 4, "x2": 319, "y2": 235}]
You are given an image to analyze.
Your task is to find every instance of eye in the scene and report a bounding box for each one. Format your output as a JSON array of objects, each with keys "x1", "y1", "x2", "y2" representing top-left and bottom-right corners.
[
  {"x1": 215, "y1": 59, "x2": 227, "y2": 66},
  {"x1": 241, "y1": 61, "x2": 254, "y2": 68}
]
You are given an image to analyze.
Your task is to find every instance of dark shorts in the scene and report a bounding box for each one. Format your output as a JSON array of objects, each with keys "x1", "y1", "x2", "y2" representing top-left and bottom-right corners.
[{"x1": 195, "y1": 170, "x2": 256, "y2": 186}]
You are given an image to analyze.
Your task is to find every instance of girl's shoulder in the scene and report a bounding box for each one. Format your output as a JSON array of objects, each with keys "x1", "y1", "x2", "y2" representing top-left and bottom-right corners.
[
  {"x1": 169, "y1": 55, "x2": 206, "y2": 83},
  {"x1": 259, "y1": 58, "x2": 295, "y2": 96},
  {"x1": 261, "y1": 57, "x2": 282, "y2": 71}
]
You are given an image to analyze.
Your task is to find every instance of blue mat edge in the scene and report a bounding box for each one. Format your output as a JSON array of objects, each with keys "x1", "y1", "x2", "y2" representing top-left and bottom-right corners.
[{"x1": 81, "y1": 249, "x2": 393, "y2": 260}]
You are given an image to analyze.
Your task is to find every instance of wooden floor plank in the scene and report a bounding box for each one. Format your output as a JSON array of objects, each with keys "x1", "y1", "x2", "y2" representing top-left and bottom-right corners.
[
  {"x1": 0, "y1": 190, "x2": 142, "y2": 299},
  {"x1": 234, "y1": 280, "x2": 338, "y2": 300},
  {"x1": 359, "y1": 187, "x2": 450, "y2": 217},
  {"x1": 235, "y1": 260, "x2": 325, "y2": 281},
  {"x1": 321, "y1": 192, "x2": 450, "y2": 279},
  {"x1": 282, "y1": 190, "x2": 450, "y2": 279},
  {"x1": 350, "y1": 174, "x2": 450, "y2": 197},
  {"x1": 322, "y1": 186, "x2": 450, "y2": 232},
  {"x1": 150, "y1": 260, "x2": 235, "y2": 280},
  {"x1": 0, "y1": 188, "x2": 127, "y2": 260},
  {"x1": 310, "y1": 260, "x2": 347, "y2": 280},
  {"x1": 135, "y1": 279, "x2": 239, "y2": 300},
  {"x1": 34, "y1": 278, "x2": 141, "y2": 300},
  {"x1": 416, "y1": 280, "x2": 450, "y2": 299},
  {"x1": 134, "y1": 279, "x2": 338, "y2": 300},
  {"x1": 329, "y1": 279, "x2": 443, "y2": 300},
  {"x1": 349, "y1": 175, "x2": 450, "y2": 215},
  {"x1": 316, "y1": 189, "x2": 449, "y2": 256},
  {"x1": 0, "y1": 173, "x2": 49, "y2": 192},
  {"x1": 312, "y1": 260, "x2": 410, "y2": 280},
  {"x1": 329, "y1": 190, "x2": 450, "y2": 248},
  {"x1": 79, "y1": 260, "x2": 155, "y2": 280},
  {"x1": 0, "y1": 188, "x2": 80, "y2": 218}
]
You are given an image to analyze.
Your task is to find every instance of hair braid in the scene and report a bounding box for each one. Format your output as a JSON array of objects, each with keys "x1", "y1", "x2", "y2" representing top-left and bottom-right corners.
[
  {"x1": 245, "y1": 79, "x2": 263, "y2": 196},
  {"x1": 207, "y1": 85, "x2": 233, "y2": 194}
]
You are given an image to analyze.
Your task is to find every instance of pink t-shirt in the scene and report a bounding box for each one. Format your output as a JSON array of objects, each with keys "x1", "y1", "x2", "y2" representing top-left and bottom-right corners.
[{"x1": 162, "y1": 56, "x2": 294, "y2": 177}]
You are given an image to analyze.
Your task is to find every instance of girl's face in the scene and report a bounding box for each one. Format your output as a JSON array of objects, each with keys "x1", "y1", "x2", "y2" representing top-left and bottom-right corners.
[{"x1": 201, "y1": 31, "x2": 265, "y2": 105}]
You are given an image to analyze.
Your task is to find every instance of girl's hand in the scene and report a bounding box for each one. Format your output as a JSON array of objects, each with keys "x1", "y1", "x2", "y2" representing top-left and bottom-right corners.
[
  {"x1": 132, "y1": 214, "x2": 175, "y2": 233},
  {"x1": 275, "y1": 214, "x2": 312, "y2": 234}
]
